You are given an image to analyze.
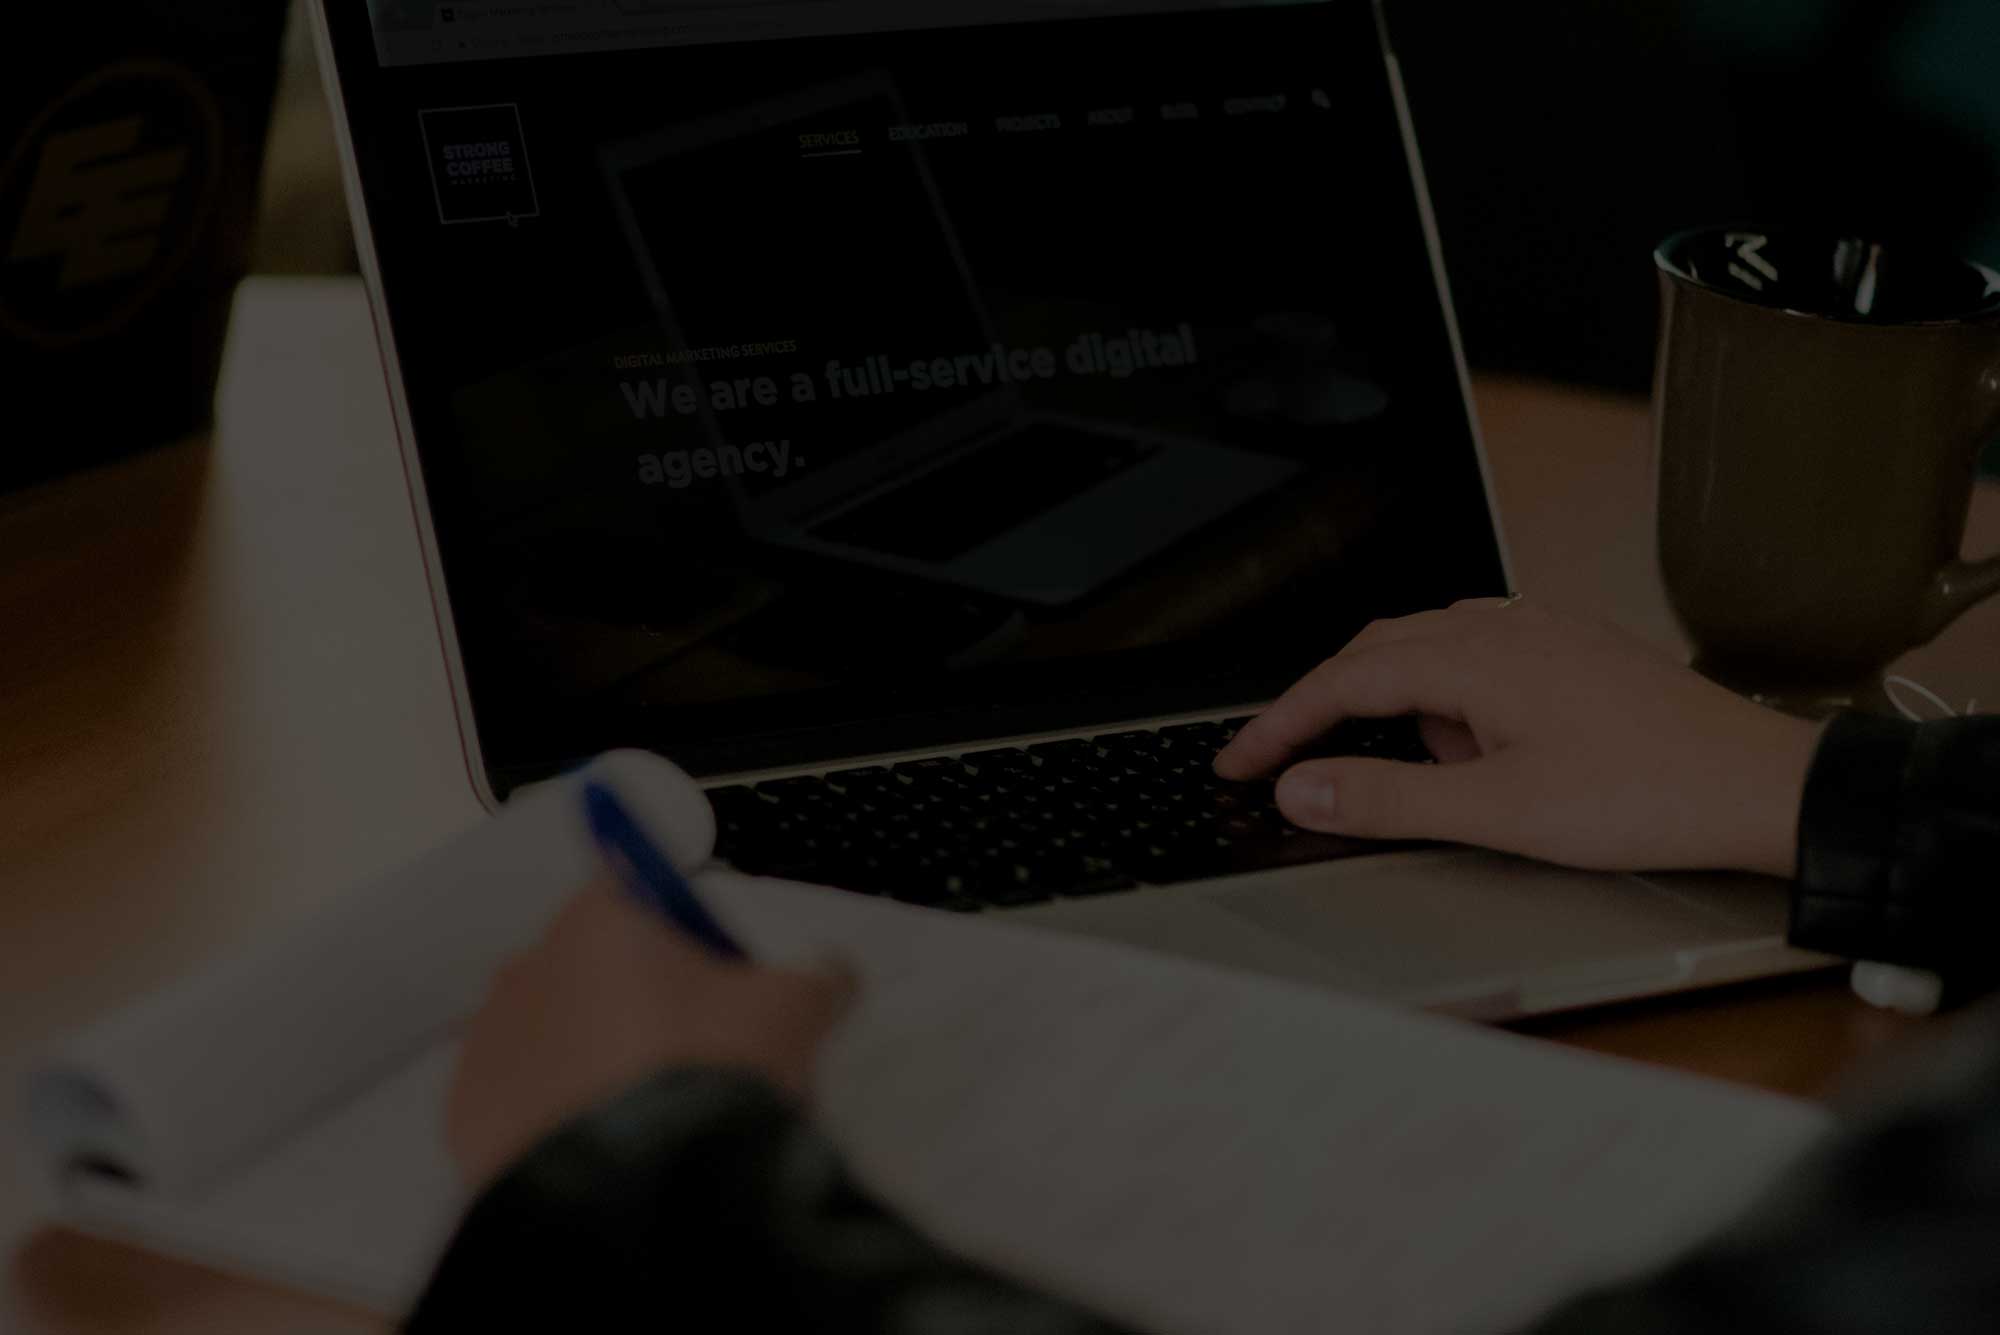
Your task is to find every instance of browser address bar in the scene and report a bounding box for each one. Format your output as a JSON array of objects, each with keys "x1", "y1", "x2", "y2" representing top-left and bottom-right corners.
[{"x1": 374, "y1": 0, "x2": 1265, "y2": 67}]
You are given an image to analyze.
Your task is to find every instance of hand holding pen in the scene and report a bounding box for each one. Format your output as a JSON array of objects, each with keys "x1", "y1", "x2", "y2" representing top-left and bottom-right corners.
[{"x1": 442, "y1": 785, "x2": 857, "y2": 1189}]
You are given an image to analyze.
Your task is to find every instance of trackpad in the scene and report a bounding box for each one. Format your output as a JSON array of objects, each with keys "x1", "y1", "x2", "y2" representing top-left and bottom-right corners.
[{"x1": 1206, "y1": 851, "x2": 1764, "y2": 990}]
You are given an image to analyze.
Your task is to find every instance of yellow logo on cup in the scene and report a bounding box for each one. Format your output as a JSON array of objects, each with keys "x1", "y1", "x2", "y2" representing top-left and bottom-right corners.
[{"x1": 0, "y1": 61, "x2": 221, "y2": 348}]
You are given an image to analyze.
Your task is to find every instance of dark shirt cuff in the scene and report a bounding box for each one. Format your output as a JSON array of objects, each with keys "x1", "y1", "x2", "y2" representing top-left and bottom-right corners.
[
  {"x1": 406, "y1": 1069, "x2": 812, "y2": 1329},
  {"x1": 1793, "y1": 712, "x2": 2000, "y2": 990},
  {"x1": 406, "y1": 1067, "x2": 1134, "y2": 1335},
  {"x1": 1794, "y1": 712, "x2": 1920, "y2": 955}
]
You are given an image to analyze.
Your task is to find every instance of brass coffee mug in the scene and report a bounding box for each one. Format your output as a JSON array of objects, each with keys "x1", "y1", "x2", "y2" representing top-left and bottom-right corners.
[{"x1": 1654, "y1": 227, "x2": 2000, "y2": 716}]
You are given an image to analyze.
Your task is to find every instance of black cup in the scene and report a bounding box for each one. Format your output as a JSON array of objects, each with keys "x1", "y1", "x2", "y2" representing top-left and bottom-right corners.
[{"x1": 1, "y1": 5, "x2": 290, "y2": 492}]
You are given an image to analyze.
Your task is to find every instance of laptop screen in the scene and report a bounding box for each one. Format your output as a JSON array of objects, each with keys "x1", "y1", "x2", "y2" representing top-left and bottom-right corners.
[{"x1": 319, "y1": 0, "x2": 1507, "y2": 787}]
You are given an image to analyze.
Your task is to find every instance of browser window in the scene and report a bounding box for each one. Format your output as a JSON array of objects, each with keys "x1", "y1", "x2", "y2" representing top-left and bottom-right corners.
[{"x1": 320, "y1": 0, "x2": 1504, "y2": 780}]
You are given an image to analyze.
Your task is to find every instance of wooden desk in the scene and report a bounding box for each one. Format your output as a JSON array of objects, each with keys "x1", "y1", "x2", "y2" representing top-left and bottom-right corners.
[{"x1": 3, "y1": 282, "x2": 1994, "y2": 1334}]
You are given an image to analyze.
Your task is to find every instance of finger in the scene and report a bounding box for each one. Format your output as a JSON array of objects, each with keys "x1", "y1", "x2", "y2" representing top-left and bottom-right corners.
[
  {"x1": 480, "y1": 957, "x2": 533, "y2": 1006},
  {"x1": 564, "y1": 878, "x2": 746, "y2": 973},
  {"x1": 1340, "y1": 608, "x2": 1462, "y2": 656},
  {"x1": 1274, "y1": 754, "x2": 1529, "y2": 850},
  {"x1": 1418, "y1": 714, "x2": 1481, "y2": 764},
  {"x1": 787, "y1": 957, "x2": 863, "y2": 1020},
  {"x1": 1346, "y1": 599, "x2": 1519, "y2": 655},
  {"x1": 1217, "y1": 640, "x2": 1476, "y2": 779},
  {"x1": 543, "y1": 878, "x2": 636, "y2": 947},
  {"x1": 1217, "y1": 610, "x2": 1487, "y2": 777}
]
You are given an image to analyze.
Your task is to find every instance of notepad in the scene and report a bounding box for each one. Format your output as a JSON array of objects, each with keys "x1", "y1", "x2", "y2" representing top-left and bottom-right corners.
[{"x1": 18, "y1": 752, "x2": 1830, "y2": 1335}]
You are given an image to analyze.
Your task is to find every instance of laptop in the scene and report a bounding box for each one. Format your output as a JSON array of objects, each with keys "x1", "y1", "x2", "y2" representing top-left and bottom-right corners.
[{"x1": 312, "y1": 0, "x2": 1826, "y2": 1019}]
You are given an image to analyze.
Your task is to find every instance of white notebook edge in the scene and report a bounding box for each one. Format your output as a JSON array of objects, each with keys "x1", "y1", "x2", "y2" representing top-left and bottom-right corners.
[
  {"x1": 16, "y1": 751, "x2": 713, "y2": 1205},
  {"x1": 56, "y1": 1164, "x2": 420, "y2": 1315}
]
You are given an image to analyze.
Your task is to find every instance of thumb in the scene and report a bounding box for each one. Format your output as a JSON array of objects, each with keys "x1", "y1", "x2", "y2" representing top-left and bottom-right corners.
[
  {"x1": 802, "y1": 956, "x2": 862, "y2": 1018},
  {"x1": 775, "y1": 954, "x2": 863, "y2": 1030},
  {"x1": 1274, "y1": 756, "x2": 1522, "y2": 849}
]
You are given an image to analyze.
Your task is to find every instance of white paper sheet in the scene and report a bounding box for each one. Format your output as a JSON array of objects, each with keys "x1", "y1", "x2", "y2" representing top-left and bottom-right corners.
[
  {"x1": 28, "y1": 764, "x2": 1829, "y2": 1334},
  {"x1": 22, "y1": 751, "x2": 713, "y2": 1197}
]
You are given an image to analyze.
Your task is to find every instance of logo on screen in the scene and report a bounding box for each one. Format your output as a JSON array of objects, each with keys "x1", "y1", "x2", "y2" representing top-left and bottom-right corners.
[
  {"x1": 420, "y1": 103, "x2": 540, "y2": 225},
  {"x1": 0, "y1": 62, "x2": 221, "y2": 348}
]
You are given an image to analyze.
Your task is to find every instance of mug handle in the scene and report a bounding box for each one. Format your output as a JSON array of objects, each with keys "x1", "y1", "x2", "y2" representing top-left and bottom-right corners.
[{"x1": 1920, "y1": 555, "x2": 2000, "y2": 643}]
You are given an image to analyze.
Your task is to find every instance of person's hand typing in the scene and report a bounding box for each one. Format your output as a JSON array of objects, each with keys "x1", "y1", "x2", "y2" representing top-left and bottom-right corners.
[
  {"x1": 446, "y1": 880, "x2": 857, "y2": 1190},
  {"x1": 1215, "y1": 599, "x2": 1827, "y2": 877}
]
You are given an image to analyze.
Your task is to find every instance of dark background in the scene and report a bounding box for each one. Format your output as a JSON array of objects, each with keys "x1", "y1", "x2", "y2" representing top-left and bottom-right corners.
[{"x1": 1385, "y1": 0, "x2": 2000, "y2": 394}]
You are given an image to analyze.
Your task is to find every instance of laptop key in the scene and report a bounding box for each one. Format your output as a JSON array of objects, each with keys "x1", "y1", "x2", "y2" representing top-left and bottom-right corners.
[
  {"x1": 819, "y1": 851, "x2": 916, "y2": 898},
  {"x1": 727, "y1": 841, "x2": 822, "y2": 879},
  {"x1": 973, "y1": 874, "x2": 1054, "y2": 909},
  {"x1": 1047, "y1": 830, "x2": 1114, "y2": 863},
  {"x1": 1157, "y1": 721, "x2": 1233, "y2": 749},
  {"x1": 1123, "y1": 836, "x2": 1229, "y2": 885},
  {"x1": 1318, "y1": 716, "x2": 1435, "y2": 765},
  {"x1": 1162, "y1": 765, "x2": 1223, "y2": 795},
  {"x1": 895, "y1": 778, "x2": 975, "y2": 807},
  {"x1": 1042, "y1": 854, "x2": 1136, "y2": 898},
  {"x1": 1024, "y1": 735, "x2": 1104, "y2": 755},
  {"x1": 894, "y1": 757, "x2": 973, "y2": 784},
  {"x1": 757, "y1": 777, "x2": 836, "y2": 807},
  {"x1": 962, "y1": 747, "x2": 1037, "y2": 773},
  {"x1": 1209, "y1": 782, "x2": 1271, "y2": 813},
  {"x1": 1030, "y1": 746, "x2": 1124, "y2": 784},
  {"x1": 889, "y1": 860, "x2": 997, "y2": 911},
  {"x1": 826, "y1": 765, "x2": 895, "y2": 791},
  {"x1": 1218, "y1": 810, "x2": 1283, "y2": 839}
]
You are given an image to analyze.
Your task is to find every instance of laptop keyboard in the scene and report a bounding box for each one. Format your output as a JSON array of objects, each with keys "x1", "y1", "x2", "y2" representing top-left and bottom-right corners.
[{"x1": 706, "y1": 716, "x2": 1435, "y2": 912}]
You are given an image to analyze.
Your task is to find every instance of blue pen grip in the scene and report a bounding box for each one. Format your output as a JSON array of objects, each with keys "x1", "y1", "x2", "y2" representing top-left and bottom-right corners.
[{"x1": 584, "y1": 782, "x2": 746, "y2": 960}]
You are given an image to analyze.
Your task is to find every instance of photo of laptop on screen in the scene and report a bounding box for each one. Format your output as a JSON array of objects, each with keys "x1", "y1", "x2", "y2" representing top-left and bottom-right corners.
[
  {"x1": 600, "y1": 71, "x2": 1301, "y2": 608},
  {"x1": 311, "y1": 0, "x2": 1824, "y2": 1018}
]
